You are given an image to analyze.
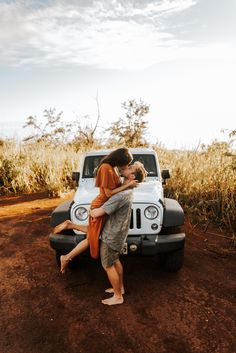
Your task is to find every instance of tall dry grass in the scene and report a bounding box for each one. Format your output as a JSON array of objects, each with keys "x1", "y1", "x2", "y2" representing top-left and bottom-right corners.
[
  {"x1": 0, "y1": 141, "x2": 81, "y2": 197},
  {"x1": 0, "y1": 139, "x2": 235, "y2": 234},
  {"x1": 156, "y1": 141, "x2": 236, "y2": 235}
]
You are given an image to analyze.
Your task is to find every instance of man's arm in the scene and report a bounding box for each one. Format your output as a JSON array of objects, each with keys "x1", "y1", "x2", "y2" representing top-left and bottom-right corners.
[
  {"x1": 90, "y1": 190, "x2": 133, "y2": 219},
  {"x1": 103, "y1": 179, "x2": 137, "y2": 197}
]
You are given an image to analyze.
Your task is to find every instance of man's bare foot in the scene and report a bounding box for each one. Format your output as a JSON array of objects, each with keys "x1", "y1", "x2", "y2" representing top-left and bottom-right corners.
[
  {"x1": 105, "y1": 287, "x2": 125, "y2": 295},
  {"x1": 60, "y1": 255, "x2": 71, "y2": 274},
  {"x1": 101, "y1": 295, "x2": 124, "y2": 306},
  {"x1": 53, "y1": 220, "x2": 73, "y2": 234}
]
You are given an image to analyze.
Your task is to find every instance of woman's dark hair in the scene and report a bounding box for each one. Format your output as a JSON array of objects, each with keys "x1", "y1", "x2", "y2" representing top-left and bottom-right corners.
[{"x1": 98, "y1": 147, "x2": 133, "y2": 169}]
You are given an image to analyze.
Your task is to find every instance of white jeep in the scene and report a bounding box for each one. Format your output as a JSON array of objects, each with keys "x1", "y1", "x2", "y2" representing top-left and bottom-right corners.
[{"x1": 49, "y1": 148, "x2": 185, "y2": 272}]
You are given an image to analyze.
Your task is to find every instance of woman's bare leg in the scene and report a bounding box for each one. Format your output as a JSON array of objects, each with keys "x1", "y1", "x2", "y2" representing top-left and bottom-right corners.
[
  {"x1": 53, "y1": 220, "x2": 88, "y2": 234},
  {"x1": 60, "y1": 237, "x2": 89, "y2": 274}
]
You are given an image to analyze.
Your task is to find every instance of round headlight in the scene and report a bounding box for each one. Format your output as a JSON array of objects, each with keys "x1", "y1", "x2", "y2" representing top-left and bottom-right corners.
[
  {"x1": 75, "y1": 207, "x2": 88, "y2": 221},
  {"x1": 144, "y1": 206, "x2": 159, "y2": 220}
]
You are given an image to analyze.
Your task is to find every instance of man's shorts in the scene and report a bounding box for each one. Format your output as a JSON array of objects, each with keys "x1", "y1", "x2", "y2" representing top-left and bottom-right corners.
[{"x1": 100, "y1": 241, "x2": 120, "y2": 269}]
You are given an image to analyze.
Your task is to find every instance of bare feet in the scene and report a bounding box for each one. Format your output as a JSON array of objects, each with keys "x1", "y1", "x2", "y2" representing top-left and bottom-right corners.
[
  {"x1": 60, "y1": 255, "x2": 71, "y2": 274},
  {"x1": 53, "y1": 220, "x2": 73, "y2": 234},
  {"x1": 101, "y1": 295, "x2": 124, "y2": 306},
  {"x1": 105, "y1": 287, "x2": 125, "y2": 295}
]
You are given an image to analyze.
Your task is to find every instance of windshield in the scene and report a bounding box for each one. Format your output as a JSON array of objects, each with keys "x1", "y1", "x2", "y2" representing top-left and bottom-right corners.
[{"x1": 82, "y1": 154, "x2": 158, "y2": 178}]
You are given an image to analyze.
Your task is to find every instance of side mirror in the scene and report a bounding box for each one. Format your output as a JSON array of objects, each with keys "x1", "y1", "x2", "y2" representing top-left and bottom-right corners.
[
  {"x1": 161, "y1": 169, "x2": 170, "y2": 184},
  {"x1": 72, "y1": 172, "x2": 80, "y2": 186}
]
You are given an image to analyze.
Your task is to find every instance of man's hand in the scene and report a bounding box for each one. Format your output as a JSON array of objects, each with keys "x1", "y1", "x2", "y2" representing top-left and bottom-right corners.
[
  {"x1": 90, "y1": 207, "x2": 106, "y2": 218},
  {"x1": 127, "y1": 180, "x2": 138, "y2": 188}
]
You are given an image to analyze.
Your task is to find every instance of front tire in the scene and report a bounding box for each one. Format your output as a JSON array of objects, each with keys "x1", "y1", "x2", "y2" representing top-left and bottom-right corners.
[{"x1": 160, "y1": 248, "x2": 184, "y2": 272}]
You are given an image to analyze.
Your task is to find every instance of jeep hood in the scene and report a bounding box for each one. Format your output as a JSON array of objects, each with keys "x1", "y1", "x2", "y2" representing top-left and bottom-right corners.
[
  {"x1": 133, "y1": 181, "x2": 163, "y2": 204},
  {"x1": 73, "y1": 181, "x2": 163, "y2": 205}
]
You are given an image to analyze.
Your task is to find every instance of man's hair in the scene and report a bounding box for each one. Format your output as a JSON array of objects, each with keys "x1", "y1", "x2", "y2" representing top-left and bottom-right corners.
[{"x1": 133, "y1": 161, "x2": 148, "y2": 182}]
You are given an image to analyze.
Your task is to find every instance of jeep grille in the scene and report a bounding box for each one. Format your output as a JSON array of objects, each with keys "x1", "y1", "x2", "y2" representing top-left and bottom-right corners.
[{"x1": 130, "y1": 208, "x2": 141, "y2": 229}]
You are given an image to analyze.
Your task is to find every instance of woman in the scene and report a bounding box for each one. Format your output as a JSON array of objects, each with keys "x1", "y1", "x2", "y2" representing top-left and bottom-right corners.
[{"x1": 53, "y1": 147, "x2": 137, "y2": 273}]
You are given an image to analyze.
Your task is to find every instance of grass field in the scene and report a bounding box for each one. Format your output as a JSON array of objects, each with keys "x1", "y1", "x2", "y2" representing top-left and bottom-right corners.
[{"x1": 0, "y1": 139, "x2": 235, "y2": 234}]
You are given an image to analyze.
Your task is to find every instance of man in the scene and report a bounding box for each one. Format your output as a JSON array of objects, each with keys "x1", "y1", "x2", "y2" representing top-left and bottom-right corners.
[{"x1": 90, "y1": 162, "x2": 147, "y2": 306}]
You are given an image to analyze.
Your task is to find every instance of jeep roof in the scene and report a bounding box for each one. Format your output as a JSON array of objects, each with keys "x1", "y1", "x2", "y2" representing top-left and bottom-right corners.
[{"x1": 83, "y1": 148, "x2": 156, "y2": 156}]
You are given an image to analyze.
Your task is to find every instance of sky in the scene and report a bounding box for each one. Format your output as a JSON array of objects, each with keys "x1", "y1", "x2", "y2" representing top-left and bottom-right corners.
[{"x1": 0, "y1": 0, "x2": 235, "y2": 149}]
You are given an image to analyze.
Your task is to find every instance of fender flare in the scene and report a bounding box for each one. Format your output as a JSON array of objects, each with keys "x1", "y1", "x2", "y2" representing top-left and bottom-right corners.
[
  {"x1": 50, "y1": 200, "x2": 74, "y2": 227},
  {"x1": 162, "y1": 198, "x2": 184, "y2": 227}
]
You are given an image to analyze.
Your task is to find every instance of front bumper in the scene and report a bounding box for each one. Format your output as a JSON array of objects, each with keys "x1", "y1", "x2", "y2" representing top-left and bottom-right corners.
[{"x1": 49, "y1": 232, "x2": 185, "y2": 255}]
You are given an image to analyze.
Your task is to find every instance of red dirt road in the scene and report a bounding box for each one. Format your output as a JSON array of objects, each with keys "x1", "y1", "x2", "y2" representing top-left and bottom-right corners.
[{"x1": 0, "y1": 193, "x2": 235, "y2": 353}]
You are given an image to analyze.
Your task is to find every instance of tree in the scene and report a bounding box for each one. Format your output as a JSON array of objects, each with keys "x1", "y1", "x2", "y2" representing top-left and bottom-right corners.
[
  {"x1": 106, "y1": 99, "x2": 150, "y2": 147},
  {"x1": 23, "y1": 95, "x2": 101, "y2": 149},
  {"x1": 23, "y1": 108, "x2": 67, "y2": 145},
  {"x1": 68, "y1": 94, "x2": 101, "y2": 150}
]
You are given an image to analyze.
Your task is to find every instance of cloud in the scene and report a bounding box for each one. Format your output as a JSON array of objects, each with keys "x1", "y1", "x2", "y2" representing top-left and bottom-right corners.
[{"x1": 0, "y1": 0, "x2": 233, "y2": 69}]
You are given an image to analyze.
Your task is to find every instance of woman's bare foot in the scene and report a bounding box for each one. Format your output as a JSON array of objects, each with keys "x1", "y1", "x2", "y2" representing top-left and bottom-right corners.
[
  {"x1": 101, "y1": 295, "x2": 124, "y2": 306},
  {"x1": 60, "y1": 255, "x2": 71, "y2": 274},
  {"x1": 53, "y1": 220, "x2": 73, "y2": 234},
  {"x1": 105, "y1": 287, "x2": 125, "y2": 295}
]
